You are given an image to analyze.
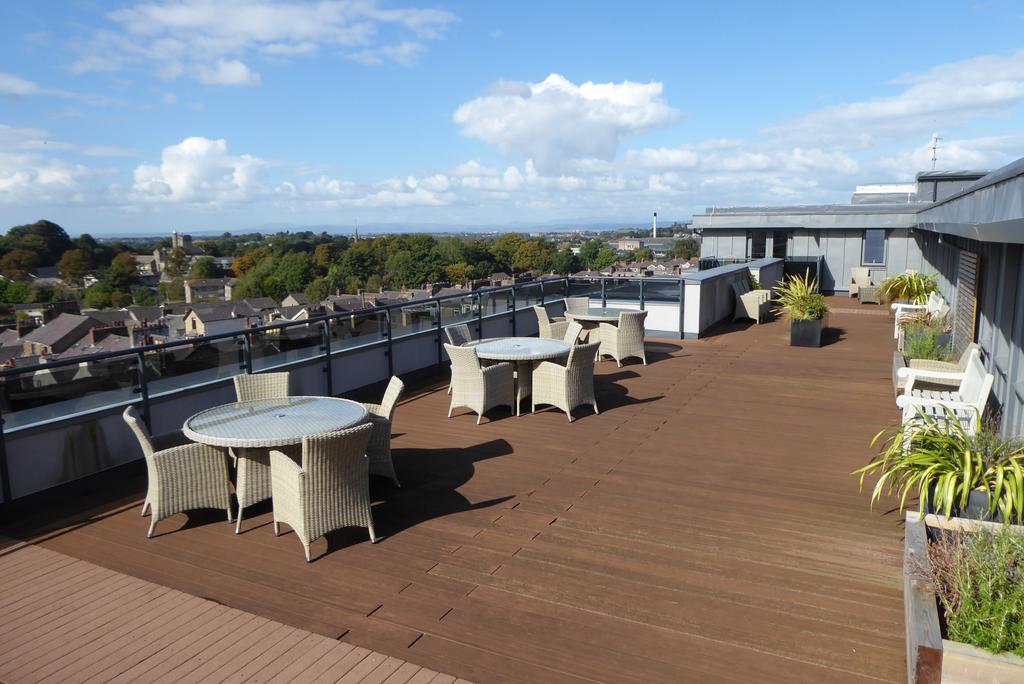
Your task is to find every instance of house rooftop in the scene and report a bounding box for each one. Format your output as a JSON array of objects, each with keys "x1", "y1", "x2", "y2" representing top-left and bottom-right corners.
[{"x1": 20, "y1": 313, "x2": 94, "y2": 347}]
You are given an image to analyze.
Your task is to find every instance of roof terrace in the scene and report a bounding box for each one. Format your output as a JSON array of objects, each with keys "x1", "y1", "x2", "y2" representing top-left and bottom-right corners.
[{"x1": 0, "y1": 297, "x2": 905, "y2": 682}]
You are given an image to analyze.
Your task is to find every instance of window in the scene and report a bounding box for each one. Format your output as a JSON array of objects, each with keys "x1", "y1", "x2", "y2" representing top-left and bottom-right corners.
[
  {"x1": 862, "y1": 229, "x2": 886, "y2": 266},
  {"x1": 772, "y1": 231, "x2": 790, "y2": 258},
  {"x1": 748, "y1": 231, "x2": 767, "y2": 259}
]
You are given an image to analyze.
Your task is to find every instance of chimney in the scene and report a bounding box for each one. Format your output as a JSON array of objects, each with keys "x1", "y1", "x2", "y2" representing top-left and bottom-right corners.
[{"x1": 652, "y1": 211, "x2": 658, "y2": 238}]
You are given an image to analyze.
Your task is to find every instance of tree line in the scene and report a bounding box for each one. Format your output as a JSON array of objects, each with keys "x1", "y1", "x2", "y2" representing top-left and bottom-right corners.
[{"x1": 0, "y1": 220, "x2": 700, "y2": 311}]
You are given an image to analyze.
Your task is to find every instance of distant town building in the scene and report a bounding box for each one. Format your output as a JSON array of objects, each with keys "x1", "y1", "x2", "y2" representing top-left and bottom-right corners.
[
  {"x1": 21, "y1": 313, "x2": 98, "y2": 357},
  {"x1": 184, "y1": 278, "x2": 238, "y2": 304}
]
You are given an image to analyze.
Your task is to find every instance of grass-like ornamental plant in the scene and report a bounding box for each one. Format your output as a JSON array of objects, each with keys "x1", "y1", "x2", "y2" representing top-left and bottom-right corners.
[
  {"x1": 903, "y1": 317, "x2": 953, "y2": 361},
  {"x1": 880, "y1": 271, "x2": 938, "y2": 304},
  {"x1": 773, "y1": 272, "x2": 829, "y2": 321},
  {"x1": 854, "y1": 411, "x2": 1024, "y2": 521},
  {"x1": 924, "y1": 527, "x2": 1024, "y2": 657}
]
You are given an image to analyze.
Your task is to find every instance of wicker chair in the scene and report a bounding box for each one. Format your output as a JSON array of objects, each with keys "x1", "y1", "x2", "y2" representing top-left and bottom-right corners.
[
  {"x1": 534, "y1": 306, "x2": 569, "y2": 340},
  {"x1": 445, "y1": 324, "x2": 478, "y2": 395},
  {"x1": 565, "y1": 297, "x2": 590, "y2": 315},
  {"x1": 531, "y1": 341, "x2": 601, "y2": 422},
  {"x1": 564, "y1": 321, "x2": 584, "y2": 345},
  {"x1": 270, "y1": 424, "x2": 377, "y2": 562},
  {"x1": 599, "y1": 311, "x2": 648, "y2": 367},
  {"x1": 360, "y1": 376, "x2": 404, "y2": 486},
  {"x1": 849, "y1": 267, "x2": 872, "y2": 298},
  {"x1": 443, "y1": 343, "x2": 515, "y2": 424},
  {"x1": 123, "y1": 407, "x2": 233, "y2": 538},
  {"x1": 232, "y1": 371, "x2": 291, "y2": 533}
]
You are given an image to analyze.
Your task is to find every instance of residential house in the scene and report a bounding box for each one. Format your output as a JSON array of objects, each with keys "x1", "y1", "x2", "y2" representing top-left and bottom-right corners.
[
  {"x1": 21, "y1": 313, "x2": 99, "y2": 357},
  {"x1": 134, "y1": 255, "x2": 159, "y2": 277},
  {"x1": 321, "y1": 294, "x2": 367, "y2": 313},
  {"x1": 184, "y1": 278, "x2": 237, "y2": 304},
  {"x1": 58, "y1": 327, "x2": 132, "y2": 359},
  {"x1": 281, "y1": 293, "x2": 309, "y2": 307},
  {"x1": 183, "y1": 302, "x2": 259, "y2": 337}
]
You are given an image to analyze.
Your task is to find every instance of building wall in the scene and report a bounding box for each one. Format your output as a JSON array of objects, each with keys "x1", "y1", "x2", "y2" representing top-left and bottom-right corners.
[{"x1": 700, "y1": 228, "x2": 925, "y2": 293}]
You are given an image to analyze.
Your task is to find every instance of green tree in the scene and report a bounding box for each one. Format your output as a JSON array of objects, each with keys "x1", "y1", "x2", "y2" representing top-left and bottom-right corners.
[
  {"x1": 0, "y1": 249, "x2": 39, "y2": 280},
  {"x1": 57, "y1": 249, "x2": 92, "y2": 286},
  {"x1": 163, "y1": 246, "x2": 189, "y2": 278},
  {"x1": 272, "y1": 251, "x2": 312, "y2": 294},
  {"x1": 131, "y1": 285, "x2": 156, "y2": 305},
  {"x1": 84, "y1": 283, "x2": 112, "y2": 309},
  {"x1": 491, "y1": 233, "x2": 525, "y2": 270},
  {"x1": 4, "y1": 281, "x2": 29, "y2": 304},
  {"x1": 304, "y1": 276, "x2": 331, "y2": 304},
  {"x1": 385, "y1": 250, "x2": 419, "y2": 288},
  {"x1": 158, "y1": 278, "x2": 185, "y2": 303},
  {"x1": 343, "y1": 276, "x2": 362, "y2": 294},
  {"x1": 550, "y1": 249, "x2": 581, "y2": 275},
  {"x1": 313, "y1": 243, "x2": 338, "y2": 273},
  {"x1": 672, "y1": 237, "x2": 700, "y2": 259},
  {"x1": 3, "y1": 220, "x2": 74, "y2": 265},
  {"x1": 593, "y1": 247, "x2": 618, "y2": 271},
  {"x1": 512, "y1": 240, "x2": 552, "y2": 273},
  {"x1": 103, "y1": 252, "x2": 139, "y2": 291},
  {"x1": 634, "y1": 247, "x2": 655, "y2": 262},
  {"x1": 365, "y1": 274, "x2": 383, "y2": 292},
  {"x1": 190, "y1": 255, "x2": 218, "y2": 279},
  {"x1": 445, "y1": 262, "x2": 472, "y2": 284},
  {"x1": 578, "y1": 239, "x2": 605, "y2": 270}
]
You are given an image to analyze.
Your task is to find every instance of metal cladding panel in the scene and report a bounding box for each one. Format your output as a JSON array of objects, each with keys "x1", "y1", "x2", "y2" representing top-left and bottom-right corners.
[{"x1": 953, "y1": 251, "x2": 980, "y2": 357}]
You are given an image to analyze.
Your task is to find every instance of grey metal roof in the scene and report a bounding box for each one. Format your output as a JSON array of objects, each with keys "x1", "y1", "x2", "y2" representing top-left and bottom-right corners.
[
  {"x1": 189, "y1": 302, "x2": 256, "y2": 322},
  {"x1": 915, "y1": 169, "x2": 990, "y2": 181},
  {"x1": 21, "y1": 314, "x2": 94, "y2": 347},
  {"x1": 242, "y1": 297, "x2": 278, "y2": 311},
  {"x1": 83, "y1": 310, "x2": 130, "y2": 325}
]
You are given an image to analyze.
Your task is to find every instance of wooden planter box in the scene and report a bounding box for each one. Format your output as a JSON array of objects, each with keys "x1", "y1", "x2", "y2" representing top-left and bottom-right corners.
[{"x1": 904, "y1": 512, "x2": 1024, "y2": 683}]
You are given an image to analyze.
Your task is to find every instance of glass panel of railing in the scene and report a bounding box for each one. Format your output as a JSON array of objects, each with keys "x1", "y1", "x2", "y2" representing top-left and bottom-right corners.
[
  {"x1": 250, "y1": 320, "x2": 325, "y2": 371},
  {"x1": 391, "y1": 300, "x2": 437, "y2": 339},
  {"x1": 643, "y1": 279, "x2": 683, "y2": 303},
  {"x1": 438, "y1": 294, "x2": 477, "y2": 332},
  {"x1": 144, "y1": 337, "x2": 245, "y2": 397},
  {"x1": 515, "y1": 283, "x2": 541, "y2": 309},
  {"x1": 0, "y1": 355, "x2": 140, "y2": 430},
  {"x1": 541, "y1": 277, "x2": 566, "y2": 301},
  {"x1": 329, "y1": 310, "x2": 386, "y2": 353},
  {"x1": 605, "y1": 278, "x2": 641, "y2": 302},
  {"x1": 479, "y1": 288, "x2": 512, "y2": 319},
  {"x1": 567, "y1": 278, "x2": 602, "y2": 300}
]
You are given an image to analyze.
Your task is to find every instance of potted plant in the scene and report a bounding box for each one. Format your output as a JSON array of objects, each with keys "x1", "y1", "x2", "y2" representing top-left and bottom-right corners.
[
  {"x1": 773, "y1": 272, "x2": 829, "y2": 347},
  {"x1": 853, "y1": 411, "x2": 1024, "y2": 522},
  {"x1": 902, "y1": 315, "x2": 953, "y2": 362},
  {"x1": 880, "y1": 271, "x2": 938, "y2": 305}
]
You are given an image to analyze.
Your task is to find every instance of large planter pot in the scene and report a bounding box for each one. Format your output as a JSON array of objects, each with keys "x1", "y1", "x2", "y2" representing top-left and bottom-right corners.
[
  {"x1": 904, "y1": 513, "x2": 1024, "y2": 683},
  {"x1": 789, "y1": 319, "x2": 822, "y2": 347}
]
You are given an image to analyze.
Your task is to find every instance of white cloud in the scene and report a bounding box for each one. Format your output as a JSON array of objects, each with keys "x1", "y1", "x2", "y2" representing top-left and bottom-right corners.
[
  {"x1": 347, "y1": 41, "x2": 425, "y2": 67},
  {"x1": 131, "y1": 136, "x2": 266, "y2": 203},
  {"x1": 0, "y1": 72, "x2": 43, "y2": 96},
  {"x1": 162, "y1": 92, "x2": 178, "y2": 105},
  {"x1": 764, "y1": 49, "x2": 1024, "y2": 146},
  {"x1": 73, "y1": 0, "x2": 458, "y2": 83},
  {"x1": 453, "y1": 73, "x2": 681, "y2": 172},
  {"x1": 196, "y1": 59, "x2": 261, "y2": 86}
]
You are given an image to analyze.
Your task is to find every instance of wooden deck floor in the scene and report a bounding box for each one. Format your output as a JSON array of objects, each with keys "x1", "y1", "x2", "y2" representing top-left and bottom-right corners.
[
  {"x1": 1, "y1": 301, "x2": 907, "y2": 683},
  {"x1": 0, "y1": 539, "x2": 468, "y2": 683}
]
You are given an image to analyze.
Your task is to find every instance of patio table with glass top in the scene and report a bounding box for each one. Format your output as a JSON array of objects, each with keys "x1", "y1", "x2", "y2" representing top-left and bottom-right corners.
[
  {"x1": 183, "y1": 396, "x2": 368, "y2": 529},
  {"x1": 564, "y1": 307, "x2": 634, "y2": 342},
  {"x1": 471, "y1": 337, "x2": 570, "y2": 415}
]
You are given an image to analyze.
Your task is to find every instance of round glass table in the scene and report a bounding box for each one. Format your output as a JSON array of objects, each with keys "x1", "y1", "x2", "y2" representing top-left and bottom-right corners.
[
  {"x1": 565, "y1": 307, "x2": 634, "y2": 342},
  {"x1": 472, "y1": 337, "x2": 570, "y2": 415},
  {"x1": 183, "y1": 396, "x2": 368, "y2": 532},
  {"x1": 183, "y1": 396, "x2": 368, "y2": 448}
]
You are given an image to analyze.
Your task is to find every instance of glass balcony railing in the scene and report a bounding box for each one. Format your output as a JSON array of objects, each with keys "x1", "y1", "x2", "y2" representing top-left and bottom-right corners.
[{"x1": 0, "y1": 276, "x2": 684, "y2": 437}]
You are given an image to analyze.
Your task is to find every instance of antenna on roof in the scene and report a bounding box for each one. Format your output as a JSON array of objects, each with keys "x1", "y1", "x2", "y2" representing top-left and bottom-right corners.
[{"x1": 930, "y1": 133, "x2": 942, "y2": 171}]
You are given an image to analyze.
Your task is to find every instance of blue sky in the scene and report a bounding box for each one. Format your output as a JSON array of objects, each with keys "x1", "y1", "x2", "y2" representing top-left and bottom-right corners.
[{"x1": 2, "y1": 1, "x2": 1024, "y2": 235}]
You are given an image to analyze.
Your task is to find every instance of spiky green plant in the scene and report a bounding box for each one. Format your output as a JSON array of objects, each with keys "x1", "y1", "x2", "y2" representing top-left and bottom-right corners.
[
  {"x1": 880, "y1": 272, "x2": 938, "y2": 304},
  {"x1": 853, "y1": 411, "x2": 1024, "y2": 521},
  {"x1": 773, "y1": 272, "x2": 829, "y2": 321}
]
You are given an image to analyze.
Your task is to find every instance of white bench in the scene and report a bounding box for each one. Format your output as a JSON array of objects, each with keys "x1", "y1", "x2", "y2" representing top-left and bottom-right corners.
[
  {"x1": 732, "y1": 279, "x2": 772, "y2": 324},
  {"x1": 895, "y1": 348, "x2": 993, "y2": 435},
  {"x1": 891, "y1": 291, "x2": 948, "y2": 342}
]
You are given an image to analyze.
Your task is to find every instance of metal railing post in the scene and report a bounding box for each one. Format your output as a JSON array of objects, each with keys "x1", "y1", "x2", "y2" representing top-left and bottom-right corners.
[
  {"x1": 0, "y1": 407, "x2": 10, "y2": 506},
  {"x1": 510, "y1": 286, "x2": 517, "y2": 335},
  {"x1": 434, "y1": 300, "x2": 442, "y2": 366},
  {"x1": 240, "y1": 332, "x2": 252, "y2": 373},
  {"x1": 320, "y1": 320, "x2": 333, "y2": 397},
  {"x1": 601, "y1": 279, "x2": 607, "y2": 307},
  {"x1": 384, "y1": 309, "x2": 394, "y2": 377},
  {"x1": 135, "y1": 350, "x2": 152, "y2": 430},
  {"x1": 678, "y1": 277, "x2": 686, "y2": 339},
  {"x1": 475, "y1": 293, "x2": 483, "y2": 339},
  {"x1": 639, "y1": 279, "x2": 646, "y2": 311}
]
